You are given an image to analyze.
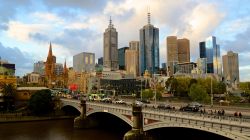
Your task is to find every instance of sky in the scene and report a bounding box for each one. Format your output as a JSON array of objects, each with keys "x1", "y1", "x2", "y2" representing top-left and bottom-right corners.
[{"x1": 0, "y1": 0, "x2": 249, "y2": 81}]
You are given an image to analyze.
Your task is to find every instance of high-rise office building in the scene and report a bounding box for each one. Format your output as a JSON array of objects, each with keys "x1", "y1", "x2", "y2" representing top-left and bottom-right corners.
[
  {"x1": 98, "y1": 57, "x2": 103, "y2": 65},
  {"x1": 199, "y1": 42, "x2": 206, "y2": 58},
  {"x1": 166, "y1": 36, "x2": 178, "y2": 76},
  {"x1": 118, "y1": 47, "x2": 129, "y2": 70},
  {"x1": 167, "y1": 36, "x2": 190, "y2": 76},
  {"x1": 73, "y1": 52, "x2": 95, "y2": 72},
  {"x1": 222, "y1": 51, "x2": 239, "y2": 87},
  {"x1": 125, "y1": 49, "x2": 139, "y2": 77},
  {"x1": 196, "y1": 58, "x2": 207, "y2": 74},
  {"x1": 129, "y1": 41, "x2": 139, "y2": 51},
  {"x1": 177, "y1": 38, "x2": 190, "y2": 63},
  {"x1": 33, "y1": 61, "x2": 45, "y2": 75},
  {"x1": 103, "y1": 17, "x2": 118, "y2": 71},
  {"x1": 139, "y1": 12, "x2": 159, "y2": 75},
  {"x1": 199, "y1": 36, "x2": 222, "y2": 75}
]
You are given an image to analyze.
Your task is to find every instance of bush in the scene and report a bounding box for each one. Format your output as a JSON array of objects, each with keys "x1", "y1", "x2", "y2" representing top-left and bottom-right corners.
[{"x1": 28, "y1": 89, "x2": 54, "y2": 115}]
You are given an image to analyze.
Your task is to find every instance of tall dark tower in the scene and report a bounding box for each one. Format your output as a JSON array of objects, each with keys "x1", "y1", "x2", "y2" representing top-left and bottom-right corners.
[
  {"x1": 103, "y1": 17, "x2": 118, "y2": 71},
  {"x1": 139, "y1": 9, "x2": 159, "y2": 75}
]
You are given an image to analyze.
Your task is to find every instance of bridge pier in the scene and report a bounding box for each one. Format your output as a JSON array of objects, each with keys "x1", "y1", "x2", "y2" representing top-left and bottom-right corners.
[
  {"x1": 74, "y1": 100, "x2": 96, "y2": 129},
  {"x1": 123, "y1": 105, "x2": 153, "y2": 140}
]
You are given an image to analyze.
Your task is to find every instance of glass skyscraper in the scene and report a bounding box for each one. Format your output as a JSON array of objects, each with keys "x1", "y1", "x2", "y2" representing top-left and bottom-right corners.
[
  {"x1": 139, "y1": 12, "x2": 159, "y2": 75},
  {"x1": 199, "y1": 36, "x2": 222, "y2": 75},
  {"x1": 118, "y1": 47, "x2": 129, "y2": 70}
]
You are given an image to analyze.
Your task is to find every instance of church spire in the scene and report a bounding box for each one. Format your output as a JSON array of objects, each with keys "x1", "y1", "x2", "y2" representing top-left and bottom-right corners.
[
  {"x1": 48, "y1": 42, "x2": 53, "y2": 57},
  {"x1": 64, "y1": 59, "x2": 67, "y2": 70}
]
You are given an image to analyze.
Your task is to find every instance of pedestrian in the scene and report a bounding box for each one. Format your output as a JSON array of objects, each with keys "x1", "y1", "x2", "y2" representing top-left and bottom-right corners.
[
  {"x1": 222, "y1": 109, "x2": 225, "y2": 116},
  {"x1": 239, "y1": 112, "x2": 242, "y2": 118},
  {"x1": 234, "y1": 111, "x2": 238, "y2": 117}
]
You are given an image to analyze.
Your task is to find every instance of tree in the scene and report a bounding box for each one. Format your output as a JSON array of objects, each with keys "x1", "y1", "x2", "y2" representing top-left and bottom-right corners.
[
  {"x1": 2, "y1": 83, "x2": 16, "y2": 111},
  {"x1": 188, "y1": 84, "x2": 209, "y2": 103},
  {"x1": 216, "y1": 82, "x2": 226, "y2": 94},
  {"x1": 142, "y1": 89, "x2": 154, "y2": 99},
  {"x1": 2, "y1": 83, "x2": 16, "y2": 97},
  {"x1": 176, "y1": 77, "x2": 190, "y2": 97},
  {"x1": 28, "y1": 89, "x2": 54, "y2": 115}
]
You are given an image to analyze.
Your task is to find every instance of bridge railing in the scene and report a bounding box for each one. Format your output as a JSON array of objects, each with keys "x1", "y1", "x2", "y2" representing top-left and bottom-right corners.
[{"x1": 143, "y1": 108, "x2": 250, "y2": 137}]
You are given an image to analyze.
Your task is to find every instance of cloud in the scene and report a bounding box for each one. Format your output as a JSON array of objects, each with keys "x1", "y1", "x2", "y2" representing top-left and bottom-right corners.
[
  {"x1": 0, "y1": 0, "x2": 31, "y2": 30},
  {"x1": 221, "y1": 27, "x2": 250, "y2": 53},
  {"x1": 42, "y1": 0, "x2": 107, "y2": 12},
  {"x1": 0, "y1": 42, "x2": 34, "y2": 76},
  {"x1": 7, "y1": 21, "x2": 50, "y2": 42}
]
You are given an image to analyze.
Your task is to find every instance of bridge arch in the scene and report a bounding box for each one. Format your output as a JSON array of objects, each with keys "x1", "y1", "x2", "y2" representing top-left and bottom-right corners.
[
  {"x1": 87, "y1": 109, "x2": 133, "y2": 127},
  {"x1": 144, "y1": 122, "x2": 249, "y2": 140},
  {"x1": 60, "y1": 100, "x2": 81, "y2": 112}
]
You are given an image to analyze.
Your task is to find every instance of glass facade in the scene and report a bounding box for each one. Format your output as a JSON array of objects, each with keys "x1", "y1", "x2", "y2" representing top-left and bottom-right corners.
[
  {"x1": 139, "y1": 24, "x2": 159, "y2": 75},
  {"x1": 199, "y1": 42, "x2": 206, "y2": 58},
  {"x1": 200, "y1": 36, "x2": 222, "y2": 75},
  {"x1": 118, "y1": 47, "x2": 129, "y2": 70}
]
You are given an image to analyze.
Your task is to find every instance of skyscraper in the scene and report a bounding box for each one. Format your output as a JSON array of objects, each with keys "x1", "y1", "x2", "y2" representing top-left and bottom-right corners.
[
  {"x1": 166, "y1": 36, "x2": 178, "y2": 76},
  {"x1": 34, "y1": 61, "x2": 45, "y2": 75},
  {"x1": 103, "y1": 17, "x2": 118, "y2": 71},
  {"x1": 129, "y1": 41, "x2": 139, "y2": 51},
  {"x1": 177, "y1": 38, "x2": 190, "y2": 63},
  {"x1": 200, "y1": 36, "x2": 222, "y2": 75},
  {"x1": 199, "y1": 42, "x2": 206, "y2": 58},
  {"x1": 222, "y1": 51, "x2": 239, "y2": 87},
  {"x1": 73, "y1": 52, "x2": 95, "y2": 72},
  {"x1": 125, "y1": 41, "x2": 140, "y2": 77},
  {"x1": 118, "y1": 47, "x2": 129, "y2": 70},
  {"x1": 166, "y1": 36, "x2": 190, "y2": 76},
  {"x1": 125, "y1": 49, "x2": 139, "y2": 77},
  {"x1": 139, "y1": 12, "x2": 159, "y2": 75}
]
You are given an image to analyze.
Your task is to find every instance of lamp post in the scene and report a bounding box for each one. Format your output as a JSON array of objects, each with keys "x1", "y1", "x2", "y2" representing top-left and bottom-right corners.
[
  {"x1": 210, "y1": 75, "x2": 213, "y2": 107},
  {"x1": 140, "y1": 76, "x2": 143, "y2": 101}
]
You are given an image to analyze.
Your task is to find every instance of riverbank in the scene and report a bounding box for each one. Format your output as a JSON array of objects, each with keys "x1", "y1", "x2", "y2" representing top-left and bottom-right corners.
[{"x1": 0, "y1": 115, "x2": 75, "y2": 123}]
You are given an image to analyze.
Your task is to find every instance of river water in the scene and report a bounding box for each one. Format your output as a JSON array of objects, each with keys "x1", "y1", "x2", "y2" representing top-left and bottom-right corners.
[
  {"x1": 0, "y1": 118, "x2": 231, "y2": 140},
  {"x1": 0, "y1": 119, "x2": 123, "y2": 140}
]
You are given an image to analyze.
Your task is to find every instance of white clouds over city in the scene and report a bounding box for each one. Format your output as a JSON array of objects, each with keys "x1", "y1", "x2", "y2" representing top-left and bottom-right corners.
[{"x1": 0, "y1": 0, "x2": 249, "y2": 81}]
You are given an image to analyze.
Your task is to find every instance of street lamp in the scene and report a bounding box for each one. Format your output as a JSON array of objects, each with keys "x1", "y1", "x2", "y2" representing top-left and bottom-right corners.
[
  {"x1": 140, "y1": 76, "x2": 143, "y2": 101},
  {"x1": 210, "y1": 75, "x2": 213, "y2": 107}
]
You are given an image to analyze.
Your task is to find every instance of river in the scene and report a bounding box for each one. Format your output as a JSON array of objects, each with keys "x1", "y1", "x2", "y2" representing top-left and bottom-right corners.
[
  {"x1": 0, "y1": 119, "x2": 124, "y2": 140},
  {"x1": 0, "y1": 118, "x2": 231, "y2": 140}
]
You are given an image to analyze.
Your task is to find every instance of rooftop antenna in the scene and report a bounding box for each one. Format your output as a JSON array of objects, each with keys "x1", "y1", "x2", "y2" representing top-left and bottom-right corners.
[
  {"x1": 147, "y1": 0, "x2": 151, "y2": 24},
  {"x1": 109, "y1": 16, "x2": 113, "y2": 28}
]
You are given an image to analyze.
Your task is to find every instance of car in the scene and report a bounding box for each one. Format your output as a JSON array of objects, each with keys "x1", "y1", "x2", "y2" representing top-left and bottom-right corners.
[
  {"x1": 179, "y1": 104, "x2": 199, "y2": 112},
  {"x1": 135, "y1": 100, "x2": 144, "y2": 106},
  {"x1": 138, "y1": 99, "x2": 150, "y2": 104},
  {"x1": 157, "y1": 104, "x2": 175, "y2": 110},
  {"x1": 190, "y1": 102, "x2": 203, "y2": 107},
  {"x1": 113, "y1": 99, "x2": 126, "y2": 104},
  {"x1": 101, "y1": 98, "x2": 112, "y2": 103}
]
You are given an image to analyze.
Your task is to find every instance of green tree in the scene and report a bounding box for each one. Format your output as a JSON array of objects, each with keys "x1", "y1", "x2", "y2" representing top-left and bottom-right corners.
[
  {"x1": 2, "y1": 83, "x2": 16, "y2": 97},
  {"x1": 188, "y1": 84, "x2": 209, "y2": 103},
  {"x1": 2, "y1": 83, "x2": 16, "y2": 111},
  {"x1": 142, "y1": 89, "x2": 154, "y2": 99},
  {"x1": 28, "y1": 89, "x2": 54, "y2": 115},
  {"x1": 176, "y1": 77, "x2": 190, "y2": 97}
]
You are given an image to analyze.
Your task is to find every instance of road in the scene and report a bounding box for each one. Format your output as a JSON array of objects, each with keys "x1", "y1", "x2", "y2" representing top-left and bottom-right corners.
[{"x1": 120, "y1": 98, "x2": 250, "y2": 118}]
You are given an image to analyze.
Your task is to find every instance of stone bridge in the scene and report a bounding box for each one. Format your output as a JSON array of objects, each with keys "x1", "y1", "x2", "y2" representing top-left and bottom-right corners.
[{"x1": 60, "y1": 98, "x2": 250, "y2": 140}]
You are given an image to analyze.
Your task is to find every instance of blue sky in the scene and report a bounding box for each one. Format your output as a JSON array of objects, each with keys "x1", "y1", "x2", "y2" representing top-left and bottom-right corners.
[{"x1": 0, "y1": 0, "x2": 249, "y2": 81}]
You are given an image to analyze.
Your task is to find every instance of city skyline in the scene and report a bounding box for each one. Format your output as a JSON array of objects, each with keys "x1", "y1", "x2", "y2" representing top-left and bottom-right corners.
[{"x1": 0, "y1": 0, "x2": 249, "y2": 81}]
